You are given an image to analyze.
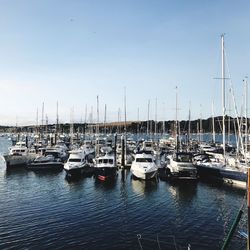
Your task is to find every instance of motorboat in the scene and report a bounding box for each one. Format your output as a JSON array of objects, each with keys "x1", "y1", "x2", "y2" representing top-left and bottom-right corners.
[
  {"x1": 27, "y1": 155, "x2": 63, "y2": 170},
  {"x1": 64, "y1": 149, "x2": 94, "y2": 176},
  {"x1": 3, "y1": 141, "x2": 37, "y2": 167},
  {"x1": 130, "y1": 151, "x2": 158, "y2": 180},
  {"x1": 26, "y1": 146, "x2": 65, "y2": 170},
  {"x1": 94, "y1": 153, "x2": 117, "y2": 181},
  {"x1": 166, "y1": 152, "x2": 198, "y2": 180}
]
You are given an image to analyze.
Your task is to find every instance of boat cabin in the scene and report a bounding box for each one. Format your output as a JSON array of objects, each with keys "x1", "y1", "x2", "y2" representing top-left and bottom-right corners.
[
  {"x1": 136, "y1": 157, "x2": 153, "y2": 163},
  {"x1": 173, "y1": 152, "x2": 193, "y2": 163},
  {"x1": 98, "y1": 158, "x2": 114, "y2": 164}
]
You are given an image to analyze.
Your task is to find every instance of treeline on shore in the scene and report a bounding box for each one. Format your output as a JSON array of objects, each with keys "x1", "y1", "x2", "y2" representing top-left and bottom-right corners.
[{"x1": 0, "y1": 116, "x2": 247, "y2": 135}]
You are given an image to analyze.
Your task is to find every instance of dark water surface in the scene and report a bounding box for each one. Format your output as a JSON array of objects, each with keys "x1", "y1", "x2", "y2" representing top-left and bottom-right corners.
[{"x1": 0, "y1": 137, "x2": 247, "y2": 249}]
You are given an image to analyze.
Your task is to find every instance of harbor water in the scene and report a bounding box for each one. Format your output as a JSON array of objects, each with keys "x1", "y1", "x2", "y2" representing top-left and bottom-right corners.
[{"x1": 0, "y1": 136, "x2": 247, "y2": 249}]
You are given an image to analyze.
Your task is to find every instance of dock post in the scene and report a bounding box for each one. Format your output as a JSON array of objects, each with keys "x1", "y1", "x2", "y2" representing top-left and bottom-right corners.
[
  {"x1": 121, "y1": 134, "x2": 125, "y2": 168},
  {"x1": 114, "y1": 133, "x2": 117, "y2": 166},
  {"x1": 248, "y1": 168, "x2": 250, "y2": 250}
]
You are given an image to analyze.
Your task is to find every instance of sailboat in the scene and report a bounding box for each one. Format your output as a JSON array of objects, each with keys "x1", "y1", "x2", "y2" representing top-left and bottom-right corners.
[{"x1": 196, "y1": 34, "x2": 247, "y2": 189}]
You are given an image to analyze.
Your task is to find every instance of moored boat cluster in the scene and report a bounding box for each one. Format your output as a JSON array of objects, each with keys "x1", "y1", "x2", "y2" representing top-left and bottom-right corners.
[{"x1": 1, "y1": 132, "x2": 248, "y2": 189}]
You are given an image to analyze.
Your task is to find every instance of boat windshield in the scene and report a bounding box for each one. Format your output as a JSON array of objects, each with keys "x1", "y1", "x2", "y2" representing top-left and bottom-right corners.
[
  {"x1": 45, "y1": 152, "x2": 60, "y2": 158},
  {"x1": 176, "y1": 154, "x2": 192, "y2": 162},
  {"x1": 69, "y1": 159, "x2": 81, "y2": 162},
  {"x1": 136, "y1": 158, "x2": 152, "y2": 163}
]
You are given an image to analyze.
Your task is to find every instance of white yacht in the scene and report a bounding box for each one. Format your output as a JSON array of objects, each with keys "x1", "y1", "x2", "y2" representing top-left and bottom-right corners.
[
  {"x1": 64, "y1": 149, "x2": 93, "y2": 176},
  {"x1": 130, "y1": 151, "x2": 158, "y2": 180},
  {"x1": 26, "y1": 146, "x2": 66, "y2": 170},
  {"x1": 94, "y1": 153, "x2": 117, "y2": 181},
  {"x1": 166, "y1": 152, "x2": 198, "y2": 180},
  {"x1": 3, "y1": 141, "x2": 37, "y2": 167}
]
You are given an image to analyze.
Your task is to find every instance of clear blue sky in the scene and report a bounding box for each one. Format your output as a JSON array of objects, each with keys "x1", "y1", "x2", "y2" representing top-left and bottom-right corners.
[{"x1": 0, "y1": 0, "x2": 249, "y2": 125}]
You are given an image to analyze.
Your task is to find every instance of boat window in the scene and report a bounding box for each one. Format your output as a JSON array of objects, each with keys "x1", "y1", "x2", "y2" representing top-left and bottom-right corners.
[
  {"x1": 177, "y1": 155, "x2": 192, "y2": 162},
  {"x1": 108, "y1": 159, "x2": 113, "y2": 164},
  {"x1": 98, "y1": 159, "x2": 103, "y2": 164},
  {"x1": 136, "y1": 158, "x2": 152, "y2": 163},
  {"x1": 103, "y1": 159, "x2": 108, "y2": 164},
  {"x1": 21, "y1": 150, "x2": 25, "y2": 152},
  {"x1": 45, "y1": 152, "x2": 60, "y2": 158},
  {"x1": 69, "y1": 159, "x2": 81, "y2": 162}
]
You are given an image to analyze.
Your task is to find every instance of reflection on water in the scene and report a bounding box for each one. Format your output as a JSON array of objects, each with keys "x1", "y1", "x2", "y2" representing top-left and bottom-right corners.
[
  {"x1": 25, "y1": 169, "x2": 63, "y2": 181},
  {"x1": 4, "y1": 167, "x2": 28, "y2": 178},
  {"x1": 0, "y1": 137, "x2": 247, "y2": 250},
  {"x1": 168, "y1": 181, "x2": 198, "y2": 203},
  {"x1": 120, "y1": 168, "x2": 131, "y2": 182},
  {"x1": 199, "y1": 179, "x2": 246, "y2": 195},
  {"x1": 131, "y1": 177, "x2": 158, "y2": 196},
  {"x1": 94, "y1": 176, "x2": 117, "y2": 191}
]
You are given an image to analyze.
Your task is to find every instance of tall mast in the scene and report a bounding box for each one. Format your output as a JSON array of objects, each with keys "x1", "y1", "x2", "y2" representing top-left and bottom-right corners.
[
  {"x1": 221, "y1": 34, "x2": 226, "y2": 160},
  {"x1": 84, "y1": 104, "x2": 87, "y2": 136},
  {"x1": 155, "y1": 97, "x2": 157, "y2": 138},
  {"x1": 228, "y1": 88, "x2": 231, "y2": 144},
  {"x1": 163, "y1": 102, "x2": 166, "y2": 134},
  {"x1": 147, "y1": 100, "x2": 150, "y2": 136},
  {"x1": 200, "y1": 104, "x2": 203, "y2": 143},
  {"x1": 70, "y1": 107, "x2": 74, "y2": 144},
  {"x1": 104, "y1": 104, "x2": 107, "y2": 135},
  {"x1": 244, "y1": 77, "x2": 248, "y2": 153},
  {"x1": 90, "y1": 106, "x2": 93, "y2": 135},
  {"x1": 56, "y1": 101, "x2": 59, "y2": 134},
  {"x1": 124, "y1": 87, "x2": 127, "y2": 134},
  {"x1": 118, "y1": 107, "x2": 121, "y2": 134},
  {"x1": 96, "y1": 96, "x2": 99, "y2": 157},
  {"x1": 137, "y1": 107, "x2": 140, "y2": 135},
  {"x1": 45, "y1": 114, "x2": 48, "y2": 135},
  {"x1": 36, "y1": 107, "x2": 39, "y2": 134},
  {"x1": 175, "y1": 86, "x2": 178, "y2": 149},
  {"x1": 212, "y1": 100, "x2": 215, "y2": 143},
  {"x1": 41, "y1": 102, "x2": 44, "y2": 138},
  {"x1": 188, "y1": 101, "x2": 191, "y2": 147}
]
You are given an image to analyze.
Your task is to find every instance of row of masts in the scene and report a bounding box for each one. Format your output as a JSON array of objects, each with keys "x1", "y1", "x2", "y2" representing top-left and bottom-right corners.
[{"x1": 17, "y1": 36, "x2": 248, "y2": 150}]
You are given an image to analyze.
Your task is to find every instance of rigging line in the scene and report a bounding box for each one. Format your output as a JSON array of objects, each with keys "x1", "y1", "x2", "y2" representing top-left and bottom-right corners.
[
  {"x1": 217, "y1": 117, "x2": 223, "y2": 134},
  {"x1": 224, "y1": 49, "x2": 245, "y2": 157}
]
